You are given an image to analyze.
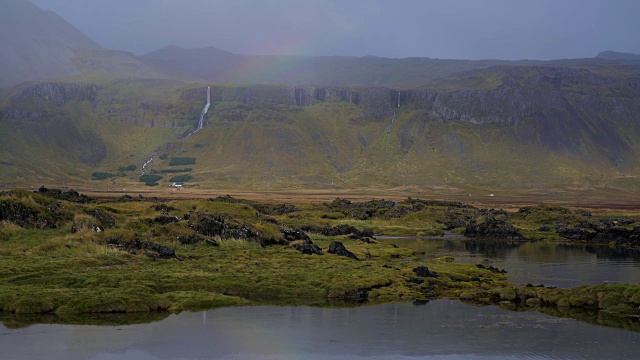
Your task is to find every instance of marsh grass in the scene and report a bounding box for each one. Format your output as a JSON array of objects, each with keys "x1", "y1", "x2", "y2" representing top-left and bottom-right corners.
[{"x1": 0, "y1": 192, "x2": 638, "y2": 331}]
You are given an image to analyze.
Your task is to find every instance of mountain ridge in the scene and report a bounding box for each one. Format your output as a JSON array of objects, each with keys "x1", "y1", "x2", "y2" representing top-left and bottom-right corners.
[
  {"x1": 1, "y1": 1, "x2": 640, "y2": 194},
  {"x1": 0, "y1": 0, "x2": 102, "y2": 88}
]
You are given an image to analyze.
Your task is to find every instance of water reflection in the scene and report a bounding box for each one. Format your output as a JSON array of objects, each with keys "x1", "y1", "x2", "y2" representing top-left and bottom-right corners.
[
  {"x1": 2, "y1": 301, "x2": 639, "y2": 359},
  {"x1": 0, "y1": 311, "x2": 171, "y2": 329},
  {"x1": 383, "y1": 237, "x2": 640, "y2": 287}
]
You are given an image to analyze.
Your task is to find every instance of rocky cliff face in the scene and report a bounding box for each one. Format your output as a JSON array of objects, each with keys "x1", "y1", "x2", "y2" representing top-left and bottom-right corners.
[
  {"x1": 3, "y1": 64, "x2": 640, "y2": 189},
  {"x1": 181, "y1": 66, "x2": 640, "y2": 126},
  {"x1": 6, "y1": 82, "x2": 98, "y2": 117}
]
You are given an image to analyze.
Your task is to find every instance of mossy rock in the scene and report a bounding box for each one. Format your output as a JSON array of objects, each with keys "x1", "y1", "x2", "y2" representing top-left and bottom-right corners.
[
  {"x1": 460, "y1": 291, "x2": 478, "y2": 300},
  {"x1": 557, "y1": 297, "x2": 571, "y2": 308},
  {"x1": 499, "y1": 288, "x2": 517, "y2": 301},
  {"x1": 516, "y1": 287, "x2": 537, "y2": 300},
  {"x1": 599, "y1": 292, "x2": 625, "y2": 309},
  {"x1": 5, "y1": 298, "x2": 55, "y2": 314},
  {"x1": 569, "y1": 295, "x2": 595, "y2": 308},
  {"x1": 628, "y1": 289, "x2": 640, "y2": 305},
  {"x1": 538, "y1": 290, "x2": 563, "y2": 304}
]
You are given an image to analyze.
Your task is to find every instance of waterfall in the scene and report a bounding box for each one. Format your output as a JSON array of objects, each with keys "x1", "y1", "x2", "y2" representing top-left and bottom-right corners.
[
  {"x1": 141, "y1": 153, "x2": 156, "y2": 175},
  {"x1": 397, "y1": 91, "x2": 401, "y2": 108},
  {"x1": 187, "y1": 86, "x2": 211, "y2": 137}
]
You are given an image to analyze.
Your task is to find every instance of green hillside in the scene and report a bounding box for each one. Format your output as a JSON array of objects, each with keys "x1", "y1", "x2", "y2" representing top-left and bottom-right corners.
[{"x1": 2, "y1": 61, "x2": 640, "y2": 193}]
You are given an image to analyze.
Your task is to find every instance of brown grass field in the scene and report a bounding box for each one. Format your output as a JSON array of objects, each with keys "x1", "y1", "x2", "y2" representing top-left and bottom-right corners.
[{"x1": 62, "y1": 186, "x2": 640, "y2": 215}]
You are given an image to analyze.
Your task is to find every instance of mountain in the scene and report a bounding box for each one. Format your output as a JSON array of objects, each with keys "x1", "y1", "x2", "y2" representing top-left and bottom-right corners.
[
  {"x1": 2, "y1": 2, "x2": 640, "y2": 194},
  {"x1": 2, "y1": 61, "x2": 640, "y2": 193},
  {"x1": 596, "y1": 51, "x2": 640, "y2": 61},
  {"x1": 0, "y1": 0, "x2": 102, "y2": 88}
]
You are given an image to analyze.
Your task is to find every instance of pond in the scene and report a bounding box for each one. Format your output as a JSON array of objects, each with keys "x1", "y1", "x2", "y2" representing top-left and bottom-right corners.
[
  {"x1": 2, "y1": 301, "x2": 640, "y2": 359},
  {"x1": 2, "y1": 238, "x2": 639, "y2": 359},
  {"x1": 381, "y1": 236, "x2": 640, "y2": 288}
]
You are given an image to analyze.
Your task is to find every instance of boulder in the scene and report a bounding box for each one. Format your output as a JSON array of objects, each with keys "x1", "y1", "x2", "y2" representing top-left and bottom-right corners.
[
  {"x1": 413, "y1": 265, "x2": 438, "y2": 278},
  {"x1": 327, "y1": 241, "x2": 358, "y2": 259},
  {"x1": 280, "y1": 228, "x2": 311, "y2": 242},
  {"x1": 292, "y1": 239, "x2": 323, "y2": 255}
]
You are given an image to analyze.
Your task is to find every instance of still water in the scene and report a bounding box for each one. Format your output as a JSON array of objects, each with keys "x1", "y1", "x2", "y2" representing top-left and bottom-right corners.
[
  {"x1": 2, "y1": 301, "x2": 640, "y2": 359},
  {"x1": 1, "y1": 238, "x2": 639, "y2": 359},
  {"x1": 383, "y1": 236, "x2": 640, "y2": 287}
]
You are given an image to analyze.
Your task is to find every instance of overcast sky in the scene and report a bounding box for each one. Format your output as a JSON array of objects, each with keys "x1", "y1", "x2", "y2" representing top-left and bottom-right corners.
[{"x1": 29, "y1": 0, "x2": 640, "y2": 60}]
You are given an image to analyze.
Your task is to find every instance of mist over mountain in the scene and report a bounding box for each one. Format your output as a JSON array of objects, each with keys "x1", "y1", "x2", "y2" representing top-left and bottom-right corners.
[
  {"x1": 597, "y1": 51, "x2": 640, "y2": 61},
  {"x1": 1, "y1": 0, "x2": 640, "y2": 194},
  {"x1": 0, "y1": 0, "x2": 101, "y2": 88}
]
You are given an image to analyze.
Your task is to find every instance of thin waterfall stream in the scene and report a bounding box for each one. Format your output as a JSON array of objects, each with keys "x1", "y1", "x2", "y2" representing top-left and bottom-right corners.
[
  {"x1": 141, "y1": 87, "x2": 211, "y2": 174},
  {"x1": 188, "y1": 86, "x2": 211, "y2": 137}
]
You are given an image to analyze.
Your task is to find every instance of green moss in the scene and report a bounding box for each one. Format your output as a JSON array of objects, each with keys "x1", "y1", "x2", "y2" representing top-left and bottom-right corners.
[{"x1": 499, "y1": 288, "x2": 517, "y2": 301}]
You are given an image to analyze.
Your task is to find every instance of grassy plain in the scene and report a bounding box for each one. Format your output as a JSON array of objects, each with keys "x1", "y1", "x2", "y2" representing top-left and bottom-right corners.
[{"x1": 0, "y1": 188, "x2": 639, "y2": 331}]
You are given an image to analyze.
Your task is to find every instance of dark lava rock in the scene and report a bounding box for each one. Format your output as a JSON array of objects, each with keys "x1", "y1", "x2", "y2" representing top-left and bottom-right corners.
[
  {"x1": 0, "y1": 199, "x2": 56, "y2": 229},
  {"x1": 539, "y1": 225, "x2": 551, "y2": 231},
  {"x1": 325, "y1": 224, "x2": 359, "y2": 236},
  {"x1": 327, "y1": 241, "x2": 358, "y2": 260},
  {"x1": 153, "y1": 204, "x2": 177, "y2": 212},
  {"x1": 589, "y1": 226, "x2": 640, "y2": 246},
  {"x1": 254, "y1": 203, "x2": 300, "y2": 215},
  {"x1": 193, "y1": 214, "x2": 287, "y2": 247},
  {"x1": 413, "y1": 266, "x2": 438, "y2": 278},
  {"x1": 152, "y1": 213, "x2": 181, "y2": 225},
  {"x1": 292, "y1": 239, "x2": 323, "y2": 255},
  {"x1": 556, "y1": 226, "x2": 595, "y2": 240},
  {"x1": 409, "y1": 277, "x2": 424, "y2": 284},
  {"x1": 323, "y1": 198, "x2": 398, "y2": 220},
  {"x1": 46, "y1": 201, "x2": 62, "y2": 216},
  {"x1": 87, "y1": 209, "x2": 116, "y2": 228},
  {"x1": 177, "y1": 234, "x2": 206, "y2": 245},
  {"x1": 413, "y1": 299, "x2": 430, "y2": 305},
  {"x1": 280, "y1": 228, "x2": 311, "y2": 242},
  {"x1": 444, "y1": 215, "x2": 467, "y2": 230},
  {"x1": 348, "y1": 228, "x2": 376, "y2": 242},
  {"x1": 37, "y1": 186, "x2": 94, "y2": 204},
  {"x1": 476, "y1": 263, "x2": 507, "y2": 274},
  {"x1": 108, "y1": 238, "x2": 176, "y2": 259},
  {"x1": 465, "y1": 210, "x2": 524, "y2": 239},
  {"x1": 301, "y1": 224, "x2": 362, "y2": 237}
]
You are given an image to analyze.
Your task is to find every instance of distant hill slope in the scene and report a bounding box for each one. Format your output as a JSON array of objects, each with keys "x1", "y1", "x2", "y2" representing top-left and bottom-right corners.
[
  {"x1": 596, "y1": 51, "x2": 640, "y2": 60},
  {"x1": 2, "y1": 63, "x2": 640, "y2": 193},
  {"x1": 0, "y1": 0, "x2": 102, "y2": 88}
]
